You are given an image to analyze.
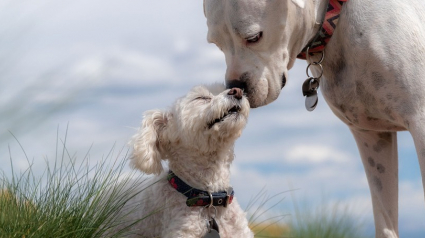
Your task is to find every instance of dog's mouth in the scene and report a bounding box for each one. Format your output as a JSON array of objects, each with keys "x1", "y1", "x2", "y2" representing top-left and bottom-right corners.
[{"x1": 207, "y1": 105, "x2": 241, "y2": 129}]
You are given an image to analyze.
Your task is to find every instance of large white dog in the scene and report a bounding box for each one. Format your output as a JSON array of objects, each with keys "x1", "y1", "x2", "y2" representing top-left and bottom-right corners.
[{"x1": 204, "y1": 0, "x2": 425, "y2": 238}]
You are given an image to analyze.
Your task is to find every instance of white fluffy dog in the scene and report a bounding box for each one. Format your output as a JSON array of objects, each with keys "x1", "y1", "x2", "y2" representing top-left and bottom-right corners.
[{"x1": 120, "y1": 84, "x2": 253, "y2": 238}]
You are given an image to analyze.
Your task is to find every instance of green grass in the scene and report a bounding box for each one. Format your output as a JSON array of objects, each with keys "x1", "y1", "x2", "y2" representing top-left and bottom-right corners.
[
  {"x1": 1, "y1": 131, "x2": 370, "y2": 238},
  {"x1": 286, "y1": 199, "x2": 371, "y2": 238},
  {"x1": 0, "y1": 131, "x2": 152, "y2": 238}
]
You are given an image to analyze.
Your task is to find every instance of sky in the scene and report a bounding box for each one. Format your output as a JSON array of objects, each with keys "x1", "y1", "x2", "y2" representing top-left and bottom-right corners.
[{"x1": 1, "y1": 1, "x2": 424, "y2": 237}]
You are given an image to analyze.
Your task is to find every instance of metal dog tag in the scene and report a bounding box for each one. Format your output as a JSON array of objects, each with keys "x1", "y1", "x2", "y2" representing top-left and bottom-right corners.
[
  {"x1": 305, "y1": 92, "x2": 318, "y2": 111},
  {"x1": 302, "y1": 77, "x2": 319, "y2": 111},
  {"x1": 203, "y1": 218, "x2": 220, "y2": 238}
]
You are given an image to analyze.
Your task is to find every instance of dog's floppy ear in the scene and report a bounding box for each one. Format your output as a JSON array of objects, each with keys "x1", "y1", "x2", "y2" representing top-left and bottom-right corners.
[
  {"x1": 292, "y1": 0, "x2": 306, "y2": 8},
  {"x1": 130, "y1": 109, "x2": 168, "y2": 175}
]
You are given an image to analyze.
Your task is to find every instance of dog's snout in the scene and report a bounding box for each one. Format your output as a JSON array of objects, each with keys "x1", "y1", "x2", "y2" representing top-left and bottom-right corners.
[{"x1": 228, "y1": 88, "x2": 243, "y2": 100}]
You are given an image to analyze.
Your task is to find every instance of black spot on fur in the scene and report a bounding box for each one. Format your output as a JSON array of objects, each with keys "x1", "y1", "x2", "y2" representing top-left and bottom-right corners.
[
  {"x1": 373, "y1": 140, "x2": 388, "y2": 153},
  {"x1": 356, "y1": 81, "x2": 377, "y2": 106},
  {"x1": 400, "y1": 101, "x2": 415, "y2": 115},
  {"x1": 339, "y1": 104, "x2": 347, "y2": 113},
  {"x1": 330, "y1": 55, "x2": 346, "y2": 87},
  {"x1": 368, "y1": 157, "x2": 375, "y2": 167},
  {"x1": 335, "y1": 59, "x2": 346, "y2": 73},
  {"x1": 378, "y1": 132, "x2": 392, "y2": 143},
  {"x1": 377, "y1": 164, "x2": 385, "y2": 173},
  {"x1": 364, "y1": 142, "x2": 369, "y2": 148},
  {"x1": 372, "y1": 72, "x2": 385, "y2": 90},
  {"x1": 367, "y1": 116, "x2": 379, "y2": 121}
]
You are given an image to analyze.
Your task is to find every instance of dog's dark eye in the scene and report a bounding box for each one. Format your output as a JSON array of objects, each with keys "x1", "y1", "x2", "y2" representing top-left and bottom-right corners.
[{"x1": 246, "y1": 32, "x2": 262, "y2": 44}]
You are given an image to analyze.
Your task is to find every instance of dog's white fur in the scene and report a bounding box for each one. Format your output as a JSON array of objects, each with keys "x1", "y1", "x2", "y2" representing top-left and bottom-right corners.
[
  {"x1": 119, "y1": 84, "x2": 253, "y2": 238},
  {"x1": 204, "y1": 1, "x2": 425, "y2": 237}
]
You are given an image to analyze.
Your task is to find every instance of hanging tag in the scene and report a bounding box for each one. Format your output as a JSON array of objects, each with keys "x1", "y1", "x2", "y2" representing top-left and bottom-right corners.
[
  {"x1": 302, "y1": 77, "x2": 319, "y2": 96},
  {"x1": 203, "y1": 218, "x2": 220, "y2": 238},
  {"x1": 305, "y1": 92, "x2": 318, "y2": 111},
  {"x1": 302, "y1": 77, "x2": 319, "y2": 111}
]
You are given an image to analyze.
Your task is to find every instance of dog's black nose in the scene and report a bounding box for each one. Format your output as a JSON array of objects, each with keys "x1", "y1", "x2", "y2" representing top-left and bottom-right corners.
[
  {"x1": 226, "y1": 80, "x2": 246, "y2": 91},
  {"x1": 228, "y1": 87, "x2": 243, "y2": 100}
]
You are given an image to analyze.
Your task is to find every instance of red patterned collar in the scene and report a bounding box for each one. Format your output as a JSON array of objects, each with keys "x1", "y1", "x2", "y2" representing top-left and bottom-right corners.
[
  {"x1": 167, "y1": 171, "x2": 234, "y2": 207},
  {"x1": 297, "y1": 0, "x2": 348, "y2": 60}
]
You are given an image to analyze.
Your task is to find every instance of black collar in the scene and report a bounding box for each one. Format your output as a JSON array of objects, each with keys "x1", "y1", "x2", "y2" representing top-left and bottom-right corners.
[{"x1": 167, "y1": 171, "x2": 234, "y2": 207}]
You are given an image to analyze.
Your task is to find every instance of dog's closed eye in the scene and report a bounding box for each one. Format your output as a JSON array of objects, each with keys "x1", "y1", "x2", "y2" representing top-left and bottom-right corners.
[
  {"x1": 193, "y1": 96, "x2": 211, "y2": 102},
  {"x1": 246, "y1": 31, "x2": 263, "y2": 44}
]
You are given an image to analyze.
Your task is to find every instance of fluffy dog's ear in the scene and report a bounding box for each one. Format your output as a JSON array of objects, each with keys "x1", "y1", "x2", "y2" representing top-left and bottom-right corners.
[
  {"x1": 130, "y1": 109, "x2": 168, "y2": 175},
  {"x1": 292, "y1": 0, "x2": 306, "y2": 8}
]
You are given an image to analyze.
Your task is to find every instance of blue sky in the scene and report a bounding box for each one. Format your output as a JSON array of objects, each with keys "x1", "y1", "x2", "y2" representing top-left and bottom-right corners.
[{"x1": 1, "y1": 1, "x2": 424, "y2": 236}]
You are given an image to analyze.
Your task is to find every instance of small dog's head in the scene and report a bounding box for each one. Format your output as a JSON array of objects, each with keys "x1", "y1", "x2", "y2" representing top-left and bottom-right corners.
[{"x1": 130, "y1": 84, "x2": 249, "y2": 175}]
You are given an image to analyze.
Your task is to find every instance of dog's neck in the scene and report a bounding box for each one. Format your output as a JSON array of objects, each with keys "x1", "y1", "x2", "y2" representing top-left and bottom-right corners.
[
  {"x1": 167, "y1": 144, "x2": 234, "y2": 193},
  {"x1": 306, "y1": 0, "x2": 331, "y2": 46},
  {"x1": 314, "y1": 0, "x2": 330, "y2": 26}
]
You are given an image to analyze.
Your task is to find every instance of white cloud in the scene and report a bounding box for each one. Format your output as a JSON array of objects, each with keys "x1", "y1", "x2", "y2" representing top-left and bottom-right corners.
[
  {"x1": 106, "y1": 49, "x2": 177, "y2": 85},
  {"x1": 72, "y1": 57, "x2": 105, "y2": 81},
  {"x1": 285, "y1": 145, "x2": 350, "y2": 164},
  {"x1": 399, "y1": 180, "x2": 425, "y2": 232}
]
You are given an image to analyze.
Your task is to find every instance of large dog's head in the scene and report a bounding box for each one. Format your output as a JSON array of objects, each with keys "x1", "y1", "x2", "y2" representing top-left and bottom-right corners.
[
  {"x1": 130, "y1": 84, "x2": 250, "y2": 175},
  {"x1": 204, "y1": 0, "x2": 317, "y2": 107}
]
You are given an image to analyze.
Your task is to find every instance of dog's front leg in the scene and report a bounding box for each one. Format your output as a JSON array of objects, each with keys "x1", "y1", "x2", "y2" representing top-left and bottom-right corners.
[
  {"x1": 350, "y1": 129, "x2": 399, "y2": 238},
  {"x1": 407, "y1": 121, "x2": 425, "y2": 211}
]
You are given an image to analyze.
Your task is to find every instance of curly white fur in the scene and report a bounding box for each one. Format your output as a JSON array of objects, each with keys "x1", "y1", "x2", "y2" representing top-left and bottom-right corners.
[{"x1": 117, "y1": 84, "x2": 253, "y2": 238}]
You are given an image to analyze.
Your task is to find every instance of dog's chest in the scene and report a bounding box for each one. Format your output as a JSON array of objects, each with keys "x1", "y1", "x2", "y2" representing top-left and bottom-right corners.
[
  {"x1": 319, "y1": 70, "x2": 408, "y2": 131},
  {"x1": 313, "y1": 0, "x2": 425, "y2": 131}
]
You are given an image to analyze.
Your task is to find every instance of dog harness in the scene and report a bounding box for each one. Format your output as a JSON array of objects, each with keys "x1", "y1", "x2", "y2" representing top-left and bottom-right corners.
[
  {"x1": 297, "y1": 0, "x2": 348, "y2": 59},
  {"x1": 167, "y1": 171, "x2": 234, "y2": 207}
]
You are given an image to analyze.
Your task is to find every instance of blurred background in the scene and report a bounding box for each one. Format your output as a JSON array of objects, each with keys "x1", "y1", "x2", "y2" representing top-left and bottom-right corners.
[{"x1": 1, "y1": 1, "x2": 424, "y2": 236}]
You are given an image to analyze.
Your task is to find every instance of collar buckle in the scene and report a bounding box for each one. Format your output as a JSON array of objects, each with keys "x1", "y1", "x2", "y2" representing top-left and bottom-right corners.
[
  {"x1": 223, "y1": 187, "x2": 233, "y2": 207},
  {"x1": 223, "y1": 193, "x2": 231, "y2": 208}
]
